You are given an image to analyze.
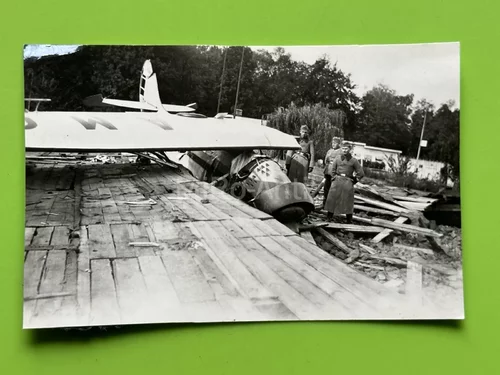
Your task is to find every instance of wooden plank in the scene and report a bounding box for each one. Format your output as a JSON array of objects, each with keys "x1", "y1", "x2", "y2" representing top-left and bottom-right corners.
[
  {"x1": 354, "y1": 195, "x2": 410, "y2": 213},
  {"x1": 190, "y1": 221, "x2": 275, "y2": 301},
  {"x1": 316, "y1": 228, "x2": 352, "y2": 253},
  {"x1": 87, "y1": 224, "x2": 116, "y2": 259},
  {"x1": 161, "y1": 250, "x2": 216, "y2": 303},
  {"x1": 23, "y1": 251, "x2": 47, "y2": 298},
  {"x1": 300, "y1": 231, "x2": 317, "y2": 246},
  {"x1": 355, "y1": 216, "x2": 442, "y2": 237},
  {"x1": 261, "y1": 218, "x2": 297, "y2": 236},
  {"x1": 185, "y1": 193, "x2": 224, "y2": 221},
  {"x1": 220, "y1": 232, "x2": 337, "y2": 320},
  {"x1": 231, "y1": 217, "x2": 267, "y2": 237},
  {"x1": 248, "y1": 218, "x2": 282, "y2": 237},
  {"x1": 353, "y1": 204, "x2": 399, "y2": 217},
  {"x1": 191, "y1": 182, "x2": 253, "y2": 219},
  {"x1": 110, "y1": 223, "x2": 156, "y2": 258},
  {"x1": 90, "y1": 259, "x2": 121, "y2": 325},
  {"x1": 371, "y1": 217, "x2": 409, "y2": 244},
  {"x1": 204, "y1": 183, "x2": 272, "y2": 219},
  {"x1": 188, "y1": 192, "x2": 232, "y2": 220},
  {"x1": 393, "y1": 243, "x2": 434, "y2": 255},
  {"x1": 241, "y1": 237, "x2": 355, "y2": 319},
  {"x1": 392, "y1": 195, "x2": 438, "y2": 204},
  {"x1": 31, "y1": 251, "x2": 68, "y2": 326},
  {"x1": 31, "y1": 227, "x2": 54, "y2": 247},
  {"x1": 99, "y1": 187, "x2": 122, "y2": 224},
  {"x1": 137, "y1": 255, "x2": 185, "y2": 321},
  {"x1": 193, "y1": 222, "x2": 299, "y2": 319},
  {"x1": 219, "y1": 219, "x2": 251, "y2": 238},
  {"x1": 150, "y1": 221, "x2": 179, "y2": 242},
  {"x1": 188, "y1": 243, "x2": 241, "y2": 299},
  {"x1": 359, "y1": 243, "x2": 377, "y2": 255},
  {"x1": 112, "y1": 258, "x2": 151, "y2": 323},
  {"x1": 109, "y1": 224, "x2": 136, "y2": 258},
  {"x1": 159, "y1": 196, "x2": 206, "y2": 221},
  {"x1": 25, "y1": 227, "x2": 36, "y2": 247},
  {"x1": 217, "y1": 297, "x2": 268, "y2": 321},
  {"x1": 184, "y1": 300, "x2": 237, "y2": 322},
  {"x1": 285, "y1": 235, "x2": 401, "y2": 311},
  {"x1": 324, "y1": 223, "x2": 385, "y2": 233},
  {"x1": 50, "y1": 226, "x2": 71, "y2": 246},
  {"x1": 252, "y1": 235, "x2": 376, "y2": 317}
]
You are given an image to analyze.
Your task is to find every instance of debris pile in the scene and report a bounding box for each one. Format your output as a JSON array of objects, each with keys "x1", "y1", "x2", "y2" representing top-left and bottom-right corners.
[{"x1": 301, "y1": 178, "x2": 463, "y2": 300}]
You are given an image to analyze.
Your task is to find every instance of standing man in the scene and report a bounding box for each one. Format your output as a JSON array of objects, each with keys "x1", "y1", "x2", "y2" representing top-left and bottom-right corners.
[
  {"x1": 324, "y1": 142, "x2": 364, "y2": 223},
  {"x1": 285, "y1": 125, "x2": 315, "y2": 183},
  {"x1": 322, "y1": 136, "x2": 343, "y2": 207}
]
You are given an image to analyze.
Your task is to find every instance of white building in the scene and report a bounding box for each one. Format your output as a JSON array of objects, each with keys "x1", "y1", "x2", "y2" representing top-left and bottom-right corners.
[
  {"x1": 348, "y1": 141, "x2": 402, "y2": 170},
  {"x1": 408, "y1": 158, "x2": 446, "y2": 181},
  {"x1": 348, "y1": 141, "x2": 447, "y2": 182}
]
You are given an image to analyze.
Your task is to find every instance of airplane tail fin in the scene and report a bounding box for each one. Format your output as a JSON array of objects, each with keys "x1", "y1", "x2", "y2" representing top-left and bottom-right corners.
[
  {"x1": 83, "y1": 59, "x2": 196, "y2": 113},
  {"x1": 138, "y1": 60, "x2": 163, "y2": 111},
  {"x1": 139, "y1": 60, "x2": 197, "y2": 113}
]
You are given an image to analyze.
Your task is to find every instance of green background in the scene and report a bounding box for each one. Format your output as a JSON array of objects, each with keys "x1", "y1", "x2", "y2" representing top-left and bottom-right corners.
[{"x1": 0, "y1": 0, "x2": 497, "y2": 373}]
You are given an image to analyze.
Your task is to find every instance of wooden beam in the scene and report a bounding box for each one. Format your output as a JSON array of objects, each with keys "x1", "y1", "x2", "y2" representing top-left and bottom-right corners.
[
  {"x1": 393, "y1": 243, "x2": 434, "y2": 255},
  {"x1": 354, "y1": 195, "x2": 410, "y2": 213},
  {"x1": 359, "y1": 243, "x2": 377, "y2": 254},
  {"x1": 315, "y1": 228, "x2": 351, "y2": 253},
  {"x1": 353, "y1": 204, "x2": 399, "y2": 217},
  {"x1": 354, "y1": 216, "x2": 443, "y2": 238},
  {"x1": 325, "y1": 223, "x2": 385, "y2": 233},
  {"x1": 371, "y1": 217, "x2": 409, "y2": 243}
]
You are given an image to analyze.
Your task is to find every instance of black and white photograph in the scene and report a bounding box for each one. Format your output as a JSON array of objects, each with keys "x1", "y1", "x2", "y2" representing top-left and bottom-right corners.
[{"x1": 23, "y1": 42, "x2": 462, "y2": 329}]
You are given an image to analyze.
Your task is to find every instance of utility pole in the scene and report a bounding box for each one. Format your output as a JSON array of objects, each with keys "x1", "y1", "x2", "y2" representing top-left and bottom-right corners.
[
  {"x1": 216, "y1": 48, "x2": 228, "y2": 114},
  {"x1": 416, "y1": 109, "x2": 428, "y2": 161},
  {"x1": 233, "y1": 47, "x2": 245, "y2": 119}
]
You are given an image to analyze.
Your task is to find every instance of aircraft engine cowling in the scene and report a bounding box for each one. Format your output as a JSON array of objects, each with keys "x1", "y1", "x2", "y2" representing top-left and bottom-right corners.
[
  {"x1": 228, "y1": 155, "x2": 314, "y2": 222},
  {"x1": 182, "y1": 151, "x2": 314, "y2": 222}
]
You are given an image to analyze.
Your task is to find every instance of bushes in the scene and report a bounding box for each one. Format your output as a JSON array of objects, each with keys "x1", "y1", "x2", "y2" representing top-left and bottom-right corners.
[{"x1": 266, "y1": 102, "x2": 345, "y2": 159}]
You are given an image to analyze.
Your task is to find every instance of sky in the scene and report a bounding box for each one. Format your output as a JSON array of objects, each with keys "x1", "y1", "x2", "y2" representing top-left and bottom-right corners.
[
  {"x1": 251, "y1": 42, "x2": 460, "y2": 109},
  {"x1": 24, "y1": 42, "x2": 460, "y2": 109}
]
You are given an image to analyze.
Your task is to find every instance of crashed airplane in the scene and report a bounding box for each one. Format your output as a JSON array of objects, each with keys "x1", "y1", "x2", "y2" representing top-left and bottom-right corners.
[{"x1": 26, "y1": 59, "x2": 314, "y2": 223}]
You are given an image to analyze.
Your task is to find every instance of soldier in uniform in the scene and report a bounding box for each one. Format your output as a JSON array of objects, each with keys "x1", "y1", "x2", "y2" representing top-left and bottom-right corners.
[
  {"x1": 324, "y1": 141, "x2": 364, "y2": 223},
  {"x1": 322, "y1": 136, "x2": 343, "y2": 207},
  {"x1": 285, "y1": 125, "x2": 315, "y2": 183}
]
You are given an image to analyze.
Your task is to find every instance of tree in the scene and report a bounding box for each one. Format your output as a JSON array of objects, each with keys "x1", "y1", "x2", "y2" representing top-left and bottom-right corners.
[
  {"x1": 355, "y1": 84, "x2": 414, "y2": 153},
  {"x1": 417, "y1": 103, "x2": 460, "y2": 179},
  {"x1": 266, "y1": 102, "x2": 345, "y2": 159}
]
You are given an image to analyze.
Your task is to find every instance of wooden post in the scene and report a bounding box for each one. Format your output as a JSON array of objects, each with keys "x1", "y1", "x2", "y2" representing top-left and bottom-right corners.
[{"x1": 233, "y1": 47, "x2": 245, "y2": 119}]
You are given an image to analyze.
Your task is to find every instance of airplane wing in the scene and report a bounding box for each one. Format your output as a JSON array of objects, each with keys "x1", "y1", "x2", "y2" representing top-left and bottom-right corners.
[
  {"x1": 83, "y1": 94, "x2": 196, "y2": 113},
  {"x1": 24, "y1": 111, "x2": 300, "y2": 152}
]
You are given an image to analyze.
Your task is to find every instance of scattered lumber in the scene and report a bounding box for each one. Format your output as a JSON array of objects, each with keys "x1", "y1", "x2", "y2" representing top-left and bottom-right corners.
[
  {"x1": 391, "y1": 195, "x2": 438, "y2": 204},
  {"x1": 325, "y1": 223, "x2": 385, "y2": 233},
  {"x1": 355, "y1": 195, "x2": 410, "y2": 213},
  {"x1": 392, "y1": 243, "x2": 434, "y2": 255},
  {"x1": 353, "y1": 215, "x2": 443, "y2": 238},
  {"x1": 359, "y1": 243, "x2": 377, "y2": 254},
  {"x1": 371, "y1": 217, "x2": 409, "y2": 244},
  {"x1": 353, "y1": 204, "x2": 399, "y2": 217},
  {"x1": 354, "y1": 261, "x2": 385, "y2": 271},
  {"x1": 316, "y1": 228, "x2": 351, "y2": 253},
  {"x1": 298, "y1": 222, "x2": 329, "y2": 231},
  {"x1": 300, "y1": 231, "x2": 317, "y2": 245}
]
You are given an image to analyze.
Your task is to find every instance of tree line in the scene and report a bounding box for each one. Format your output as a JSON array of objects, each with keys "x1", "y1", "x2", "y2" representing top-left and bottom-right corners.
[{"x1": 24, "y1": 45, "x2": 460, "y2": 179}]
